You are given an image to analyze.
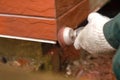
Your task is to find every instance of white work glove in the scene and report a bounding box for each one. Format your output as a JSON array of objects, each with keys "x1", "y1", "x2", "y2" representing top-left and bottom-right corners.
[{"x1": 74, "y1": 12, "x2": 115, "y2": 54}]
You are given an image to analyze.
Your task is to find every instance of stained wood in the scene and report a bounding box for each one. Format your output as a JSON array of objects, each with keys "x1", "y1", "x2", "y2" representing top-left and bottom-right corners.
[
  {"x1": 0, "y1": 0, "x2": 56, "y2": 17},
  {"x1": 56, "y1": 0, "x2": 83, "y2": 17},
  {"x1": 0, "y1": 0, "x2": 84, "y2": 18},
  {"x1": 57, "y1": 0, "x2": 89, "y2": 29},
  {"x1": 0, "y1": 16, "x2": 57, "y2": 41},
  {"x1": 0, "y1": 0, "x2": 109, "y2": 42}
]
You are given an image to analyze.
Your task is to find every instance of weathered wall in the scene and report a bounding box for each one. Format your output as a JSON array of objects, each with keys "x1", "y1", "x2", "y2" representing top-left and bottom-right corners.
[{"x1": 0, "y1": 38, "x2": 42, "y2": 60}]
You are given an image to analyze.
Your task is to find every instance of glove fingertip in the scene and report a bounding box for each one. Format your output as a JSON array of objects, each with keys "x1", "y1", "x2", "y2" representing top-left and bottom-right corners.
[
  {"x1": 88, "y1": 12, "x2": 101, "y2": 22},
  {"x1": 74, "y1": 43, "x2": 81, "y2": 50}
]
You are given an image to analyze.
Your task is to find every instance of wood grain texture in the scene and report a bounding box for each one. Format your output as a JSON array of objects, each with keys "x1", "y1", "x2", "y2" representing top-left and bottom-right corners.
[
  {"x1": 57, "y1": 0, "x2": 89, "y2": 30},
  {"x1": 0, "y1": 0, "x2": 55, "y2": 17},
  {"x1": 56, "y1": 0, "x2": 83, "y2": 17},
  {"x1": 0, "y1": 0, "x2": 109, "y2": 41},
  {"x1": 0, "y1": 16, "x2": 57, "y2": 41},
  {"x1": 0, "y1": 0, "x2": 83, "y2": 18}
]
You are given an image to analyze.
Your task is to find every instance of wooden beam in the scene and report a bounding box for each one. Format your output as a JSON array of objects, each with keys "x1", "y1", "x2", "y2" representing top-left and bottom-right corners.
[{"x1": 0, "y1": 15, "x2": 57, "y2": 41}]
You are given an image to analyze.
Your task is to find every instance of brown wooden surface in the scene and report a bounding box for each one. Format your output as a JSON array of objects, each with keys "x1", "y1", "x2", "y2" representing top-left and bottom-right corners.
[
  {"x1": 0, "y1": 0, "x2": 56, "y2": 17},
  {"x1": 57, "y1": 0, "x2": 89, "y2": 29},
  {"x1": 0, "y1": 0, "x2": 109, "y2": 41},
  {"x1": 56, "y1": 0, "x2": 83, "y2": 17},
  {"x1": 0, "y1": 0, "x2": 83, "y2": 18},
  {"x1": 0, "y1": 16, "x2": 57, "y2": 41}
]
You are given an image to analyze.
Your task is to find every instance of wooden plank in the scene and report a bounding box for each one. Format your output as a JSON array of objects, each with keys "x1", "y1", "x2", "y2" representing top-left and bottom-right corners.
[
  {"x1": 0, "y1": 0, "x2": 108, "y2": 42},
  {"x1": 57, "y1": 0, "x2": 89, "y2": 30},
  {"x1": 56, "y1": 0, "x2": 83, "y2": 17},
  {"x1": 0, "y1": 16, "x2": 57, "y2": 41},
  {"x1": 57, "y1": 0, "x2": 109, "y2": 29},
  {"x1": 0, "y1": 0, "x2": 85, "y2": 18},
  {"x1": 0, "y1": 0, "x2": 55, "y2": 17}
]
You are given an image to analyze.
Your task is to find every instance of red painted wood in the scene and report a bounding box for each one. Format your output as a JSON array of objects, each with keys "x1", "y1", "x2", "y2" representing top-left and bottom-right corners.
[
  {"x1": 56, "y1": 0, "x2": 83, "y2": 17},
  {"x1": 0, "y1": 16, "x2": 57, "y2": 41},
  {"x1": 0, "y1": 0, "x2": 56, "y2": 17},
  {"x1": 0, "y1": 0, "x2": 108, "y2": 41},
  {"x1": 0, "y1": 0, "x2": 83, "y2": 18},
  {"x1": 57, "y1": 0, "x2": 89, "y2": 29}
]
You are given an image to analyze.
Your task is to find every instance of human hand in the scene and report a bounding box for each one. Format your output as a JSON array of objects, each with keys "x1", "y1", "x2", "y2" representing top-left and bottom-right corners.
[{"x1": 74, "y1": 12, "x2": 111, "y2": 54}]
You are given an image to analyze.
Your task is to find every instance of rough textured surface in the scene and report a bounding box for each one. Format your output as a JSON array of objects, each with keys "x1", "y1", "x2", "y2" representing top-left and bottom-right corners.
[{"x1": 0, "y1": 37, "x2": 117, "y2": 80}]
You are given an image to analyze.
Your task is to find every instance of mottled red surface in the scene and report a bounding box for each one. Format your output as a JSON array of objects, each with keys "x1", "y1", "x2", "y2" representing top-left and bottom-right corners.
[
  {"x1": 79, "y1": 55, "x2": 116, "y2": 80},
  {"x1": 73, "y1": 49, "x2": 116, "y2": 80},
  {"x1": 48, "y1": 44, "x2": 117, "y2": 80}
]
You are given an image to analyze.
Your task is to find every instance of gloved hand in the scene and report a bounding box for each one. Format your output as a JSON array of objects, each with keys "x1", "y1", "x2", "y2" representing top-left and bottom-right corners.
[{"x1": 74, "y1": 12, "x2": 115, "y2": 54}]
